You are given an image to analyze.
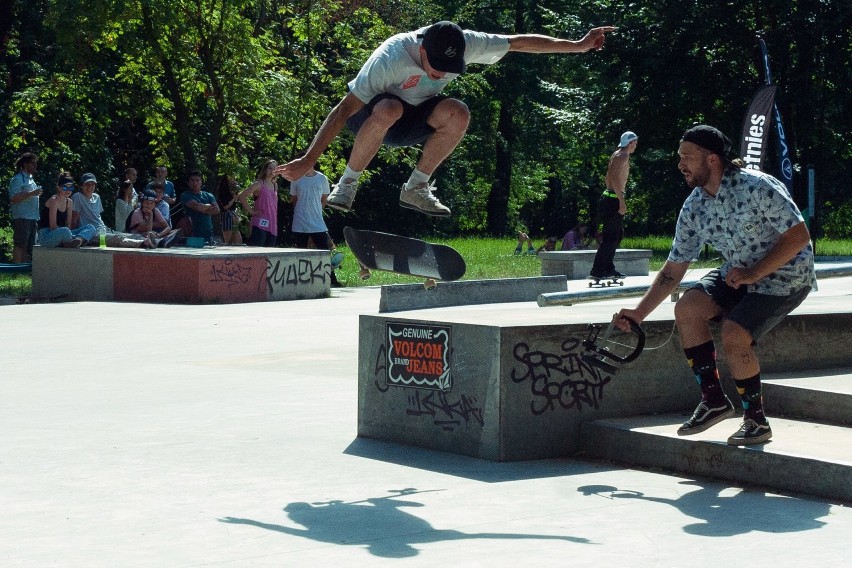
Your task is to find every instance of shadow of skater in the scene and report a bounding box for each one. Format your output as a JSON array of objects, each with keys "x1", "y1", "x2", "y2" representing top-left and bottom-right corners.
[
  {"x1": 220, "y1": 488, "x2": 590, "y2": 558},
  {"x1": 577, "y1": 483, "x2": 830, "y2": 537}
]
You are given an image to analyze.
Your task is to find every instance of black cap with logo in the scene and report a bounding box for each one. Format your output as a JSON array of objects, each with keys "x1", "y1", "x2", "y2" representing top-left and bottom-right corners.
[{"x1": 420, "y1": 21, "x2": 466, "y2": 74}]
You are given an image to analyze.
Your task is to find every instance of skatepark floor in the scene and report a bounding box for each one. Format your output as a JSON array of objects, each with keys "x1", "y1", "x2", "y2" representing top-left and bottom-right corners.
[{"x1": 2, "y1": 269, "x2": 850, "y2": 567}]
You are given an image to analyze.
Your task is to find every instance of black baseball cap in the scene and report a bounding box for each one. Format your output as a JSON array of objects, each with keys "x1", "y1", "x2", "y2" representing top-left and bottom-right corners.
[
  {"x1": 420, "y1": 21, "x2": 466, "y2": 74},
  {"x1": 681, "y1": 125, "x2": 733, "y2": 159}
]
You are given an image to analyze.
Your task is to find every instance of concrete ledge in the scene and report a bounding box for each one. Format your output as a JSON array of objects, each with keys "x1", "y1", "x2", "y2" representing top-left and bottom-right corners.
[
  {"x1": 580, "y1": 415, "x2": 852, "y2": 503},
  {"x1": 539, "y1": 248, "x2": 652, "y2": 279},
  {"x1": 32, "y1": 245, "x2": 332, "y2": 303},
  {"x1": 763, "y1": 369, "x2": 852, "y2": 426},
  {"x1": 378, "y1": 276, "x2": 567, "y2": 313}
]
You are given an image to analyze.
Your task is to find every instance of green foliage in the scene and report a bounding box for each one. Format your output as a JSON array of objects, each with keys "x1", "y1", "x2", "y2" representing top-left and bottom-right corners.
[
  {"x1": 1, "y1": 0, "x2": 849, "y2": 240},
  {"x1": 819, "y1": 201, "x2": 852, "y2": 240}
]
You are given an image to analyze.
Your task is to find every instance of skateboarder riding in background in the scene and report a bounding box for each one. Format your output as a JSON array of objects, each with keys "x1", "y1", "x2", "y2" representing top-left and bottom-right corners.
[
  {"x1": 277, "y1": 21, "x2": 615, "y2": 217},
  {"x1": 613, "y1": 125, "x2": 816, "y2": 446}
]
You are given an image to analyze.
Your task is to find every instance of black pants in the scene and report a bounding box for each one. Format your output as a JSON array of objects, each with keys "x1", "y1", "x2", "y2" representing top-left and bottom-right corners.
[{"x1": 591, "y1": 195, "x2": 624, "y2": 277}]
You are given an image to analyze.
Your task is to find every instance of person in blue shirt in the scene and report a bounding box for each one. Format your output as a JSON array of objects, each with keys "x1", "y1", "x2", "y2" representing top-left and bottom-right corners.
[{"x1": 8, "y1": 152, "x2": 43, "y2": 262}]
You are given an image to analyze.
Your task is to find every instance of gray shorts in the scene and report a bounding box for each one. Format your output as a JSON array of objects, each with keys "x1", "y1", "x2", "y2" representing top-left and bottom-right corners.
[
  {"x1": 689, "y1": 269, "x2": 811, "y2": 342},
  {"x1": 346, "y1": 93, "x2": 448, "y2": 147}
]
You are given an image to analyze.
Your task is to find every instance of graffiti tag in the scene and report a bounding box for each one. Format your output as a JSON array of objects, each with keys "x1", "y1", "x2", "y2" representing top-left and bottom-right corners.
[
  {"x1": 209, "y1": 260, "x2": 253, "y2": 289},
  {"x1": 406, "y1": 390, "x2": 484, "y2": 431},
  {"x1": 511, "y1": 338, "x2": 611, "y2": 415}
]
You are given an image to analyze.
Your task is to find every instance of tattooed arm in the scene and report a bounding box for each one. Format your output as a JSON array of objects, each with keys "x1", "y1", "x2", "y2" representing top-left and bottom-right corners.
[{"x1": 615, "y1": 260, "x2": 689, "y2": 330}]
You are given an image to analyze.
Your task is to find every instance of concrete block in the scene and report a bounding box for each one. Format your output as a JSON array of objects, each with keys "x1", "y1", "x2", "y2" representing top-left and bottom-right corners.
[
  {"x1": 539, "y1": 249, "x2": 652, "y2": 279},
  {"x1": 32, "y1": 246, "x2": 114, "y2": 301},
  {"x1": 357, "y1": 311, "x2": 852, "y2": 461},
  {"x1": 378, "y1": 276, "x2": 567, "y2": 313},
  {"x1": 31, "y1": 245, "x2": 331, "y2": 303}
]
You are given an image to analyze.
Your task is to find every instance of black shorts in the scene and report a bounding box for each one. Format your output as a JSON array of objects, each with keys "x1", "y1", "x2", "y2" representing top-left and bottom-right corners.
[
  {"x1": 346, "y1": 93, "x2": 449, "y2": 147},
  {"x1": 689, "y1": 269, "x2": 811, "y2": 342},
  {"x1": 13, "y1": 218, "x2": 38, "y2": 252},
  {"x1": 293, "y1": 232, "x2": 331, "y2": 250}
]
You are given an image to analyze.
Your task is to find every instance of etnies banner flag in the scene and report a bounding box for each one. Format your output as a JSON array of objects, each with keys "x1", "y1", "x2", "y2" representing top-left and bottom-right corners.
[
  {"x1": 740, "y1": 84, "x2": 777, "y2": 172},
  {"x1": 760, "y1": 37, "x2": 794, "y2": 195}
]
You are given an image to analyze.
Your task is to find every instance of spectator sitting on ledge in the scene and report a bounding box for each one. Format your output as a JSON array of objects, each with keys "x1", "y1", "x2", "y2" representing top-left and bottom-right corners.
[{"x1": 37, "y1": 172, "x2": 97, "y2": 248}]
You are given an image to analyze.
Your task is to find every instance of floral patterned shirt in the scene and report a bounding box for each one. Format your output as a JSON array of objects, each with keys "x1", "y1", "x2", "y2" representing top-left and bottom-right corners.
[{"x1": 669, "y1": 167, "x2": 816, "y2": 295}]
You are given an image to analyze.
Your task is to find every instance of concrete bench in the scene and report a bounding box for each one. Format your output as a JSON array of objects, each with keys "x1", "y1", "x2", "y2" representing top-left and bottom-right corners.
[
  {"x1": 539, "y1": 249, "x2": 652, "y2": 279},
  {"x1": 31, "y1": 245, "x2": 331, "y2": 303}
]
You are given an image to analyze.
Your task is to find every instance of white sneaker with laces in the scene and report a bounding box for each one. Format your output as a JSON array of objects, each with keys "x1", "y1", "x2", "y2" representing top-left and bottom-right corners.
[
  {"x1": 327, "y1": 179, "x2": 359, "y2": 211},
  {"x1": 399, "y1": 181, "x2": 451, "y2": 217}
]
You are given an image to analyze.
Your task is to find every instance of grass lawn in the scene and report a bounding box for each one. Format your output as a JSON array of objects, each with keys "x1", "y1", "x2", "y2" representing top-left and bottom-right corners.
[{"x1": 3, "y1": 236, "x2": 851, "y2": 296}]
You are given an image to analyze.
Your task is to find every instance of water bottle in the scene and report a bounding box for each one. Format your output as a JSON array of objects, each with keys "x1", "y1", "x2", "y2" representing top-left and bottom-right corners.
[{"x1": 99, "y1": 226, "x2": 107, "y2": 248}]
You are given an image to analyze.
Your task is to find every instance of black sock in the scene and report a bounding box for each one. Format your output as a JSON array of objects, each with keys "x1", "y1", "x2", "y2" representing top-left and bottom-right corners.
[
  {"x1": 734, "y1": 374, "x2": 765, "y2": 422},
  {"x1": 684, "y1": 341, "x2": 725, "y2": 404}
]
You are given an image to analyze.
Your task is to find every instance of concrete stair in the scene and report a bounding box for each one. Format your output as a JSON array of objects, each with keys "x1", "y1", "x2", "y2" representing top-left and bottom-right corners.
[{"x1": 579, "y1": 368, "x2": 852, "y2": 503}]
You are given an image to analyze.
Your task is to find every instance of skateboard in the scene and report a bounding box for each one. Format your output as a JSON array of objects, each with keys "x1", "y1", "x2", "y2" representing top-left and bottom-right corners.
[
  {"x1": 343, "y1": 226, "x2": 466, "y2": 289},
  {"x1": 588, "y1": 275, "x2": 624, "y2": 288}
]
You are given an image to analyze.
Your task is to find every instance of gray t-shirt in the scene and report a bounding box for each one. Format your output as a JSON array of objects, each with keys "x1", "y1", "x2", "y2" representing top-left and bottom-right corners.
[
  {"x1": 290, "y1": 172, "x2": 330, "y2": 233},
  {"x1": 669, "y1": 168, "x2": 816, "y2": 295},
  {"x1": 348, "y1": 27, "x2": 510, "y2": 106},
  {"x1": 72, "y1": 192, "x2": 106, "y2": 232}
]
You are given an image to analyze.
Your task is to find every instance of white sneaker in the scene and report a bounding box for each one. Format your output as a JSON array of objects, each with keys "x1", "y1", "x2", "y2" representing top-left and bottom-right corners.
[
  {"x1": 327, "y1": 179, "x2": 358, "y2": 211},
  {"x1": 399, "y1": 181, "x2": 451, "y2": 217}
]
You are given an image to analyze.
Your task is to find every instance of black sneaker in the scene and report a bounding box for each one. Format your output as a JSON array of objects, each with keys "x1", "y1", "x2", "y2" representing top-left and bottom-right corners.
[
  {"x1": 612, "y1": 271, "x2": 626, "y2": 279},
  {"x1": 677, "y1": 397, "x2": 735, "y2": 436},
  {"x1": 727, "y1": 418, "x2": 772, "y2": 446}
]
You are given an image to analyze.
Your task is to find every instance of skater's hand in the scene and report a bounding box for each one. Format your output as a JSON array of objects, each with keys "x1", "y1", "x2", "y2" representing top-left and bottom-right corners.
[
  {"x1": 275, "y1": 157, "x2": 312, "y2": 182},
  {"x1": 725, "y1": 267, "x2": 758, "y2": 289},
  {"x1": 613, "y1": 309, "x2": 642, "y2": 332}
]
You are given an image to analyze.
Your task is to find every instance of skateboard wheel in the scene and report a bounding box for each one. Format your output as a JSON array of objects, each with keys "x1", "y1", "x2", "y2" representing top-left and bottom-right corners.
[
  {"x1": 424, "y1": 278, "x2": 437, "y2": 290},
  {"x1": 359, "y1": 268, "x2": 371, "y2": 280}
]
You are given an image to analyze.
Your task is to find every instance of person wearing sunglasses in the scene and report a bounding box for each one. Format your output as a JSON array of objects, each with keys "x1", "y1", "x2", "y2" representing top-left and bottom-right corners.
[{"x1": 36, "y1": 172, "x2": 97, "y2": 248}]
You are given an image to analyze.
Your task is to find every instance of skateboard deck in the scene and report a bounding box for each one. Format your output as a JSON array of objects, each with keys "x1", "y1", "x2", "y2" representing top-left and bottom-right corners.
[
  {"x1": 343, "y1": 226, "x2": 466, "y2": 283},
  {"x1": 588, "y1": 275, "x2": 624, "y2": 288}
]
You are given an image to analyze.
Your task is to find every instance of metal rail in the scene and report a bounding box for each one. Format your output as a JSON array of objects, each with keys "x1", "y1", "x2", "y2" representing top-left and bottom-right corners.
[{"x1": 537, "y1": 265, "x2": 852, "y2": 307}]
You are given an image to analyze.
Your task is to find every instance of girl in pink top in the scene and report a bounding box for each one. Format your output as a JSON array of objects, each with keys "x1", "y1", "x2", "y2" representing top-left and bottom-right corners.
[{"x1": 239, "y1": 159, "x2": 279, "y2": 247}]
